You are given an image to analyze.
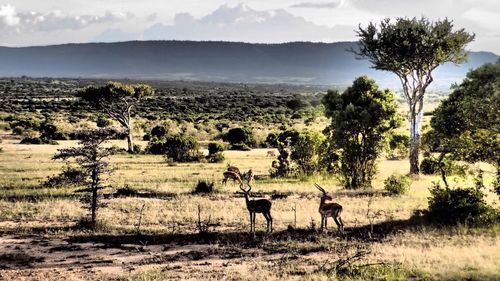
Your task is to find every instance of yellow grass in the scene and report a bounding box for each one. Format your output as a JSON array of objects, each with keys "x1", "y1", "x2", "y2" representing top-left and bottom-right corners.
[{"x1": 0, "y1": 138, "x2": 498, "y2": 280}]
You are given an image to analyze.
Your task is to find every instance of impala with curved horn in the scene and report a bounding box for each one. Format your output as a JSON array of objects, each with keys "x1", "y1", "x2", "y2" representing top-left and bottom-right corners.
[
  {"x1": 314, "y1": 183, "x2": 344, "y2": 234},
  {"x1": 239, "y1": 183, "x2": 273, "y2": 234}
]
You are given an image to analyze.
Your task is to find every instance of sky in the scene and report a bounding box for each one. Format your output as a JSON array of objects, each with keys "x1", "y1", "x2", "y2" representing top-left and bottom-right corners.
[{"x1": 0, "y1": 0, "x2": 499, "y2": 54}]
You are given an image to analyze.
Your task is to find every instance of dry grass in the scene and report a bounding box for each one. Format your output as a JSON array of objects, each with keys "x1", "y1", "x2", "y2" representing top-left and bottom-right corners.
[{"x1": 0, "y1": 138, "x2": 499, "y2": 280}]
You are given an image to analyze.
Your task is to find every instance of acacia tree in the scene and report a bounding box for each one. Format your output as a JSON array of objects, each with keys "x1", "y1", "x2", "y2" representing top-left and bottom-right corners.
[
  {"x1": 53, "y1": 128, "x2": 117, "y2": 229},
  {"x1": 323, "y1": 76, "x2": 398, "y2": 189},
  {"x1": 79, "y1": 82, "x2": 154, "y2": 153},
  {"x1": 426, "y1": 61, "x2": 500, "y2": 189},
  {"x1": 355, "y1": 17, "x2": 474, "y2": 174}
]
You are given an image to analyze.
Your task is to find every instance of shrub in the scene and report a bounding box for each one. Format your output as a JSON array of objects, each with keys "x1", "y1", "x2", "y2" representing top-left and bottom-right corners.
[
  {"x1": 20, "y1": 137, "x2": 43, "y2": 144},
  {"x1": 96, "y1": 116, "x2": 112, "y2": 127},
  {"x1": 420, "y1": 158, "x2": 438, "y2": 174},
  {"x1": 193, "y1": 180, "x2": 215, "y2": 194},
  {"x1": 151, "y1": 125, "x2": 168, "y2": 139},
  {"x1": 384, "y1": 174, "x2": 410, "y2": 195},
  {"x1": 223, "y1": 127, "x2": 255, "y2": 149},
  {"x1": 164, "y1": 134, "x2": 202, "y2": 162},
  {"x1": 207, "y1": 142, "x2": 225, "y2": 163},
  {"x1": 132, "y1": 144, "x2": 143, "y2": 154},
  {"x1": 146, "y1": 137, "x2": 166, "y2": 154},
  {"x1": 427, "y1": 183, "x2": 499, "y2": 226}
]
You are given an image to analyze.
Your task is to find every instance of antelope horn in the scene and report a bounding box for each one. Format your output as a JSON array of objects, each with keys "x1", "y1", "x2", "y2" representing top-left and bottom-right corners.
[{"x1": 314, "y1": 183, "x2": 326, "y2": 194}]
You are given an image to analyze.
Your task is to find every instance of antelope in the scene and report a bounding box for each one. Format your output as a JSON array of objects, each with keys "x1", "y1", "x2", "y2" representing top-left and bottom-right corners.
[
  {"x1": 267, "y1": 150, "x2": 276, "y2": 157},
  {"x1": 239, "y1": 183, "x2": 273, "y2": 234},
  {"x1": 227, "y1": 164, "x2": 241, "y2": 175},
  {"x1": 314, "y1": 183, "x2": 344, "y2": 234},
  {"x1": 222, "y1": 170, "x2": 242, "y2": 185}
]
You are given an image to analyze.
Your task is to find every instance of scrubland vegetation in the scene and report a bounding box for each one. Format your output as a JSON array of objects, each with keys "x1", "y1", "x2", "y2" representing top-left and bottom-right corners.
[{"x1": 0, "y1": 16, "x2": 498, "y2": 281}]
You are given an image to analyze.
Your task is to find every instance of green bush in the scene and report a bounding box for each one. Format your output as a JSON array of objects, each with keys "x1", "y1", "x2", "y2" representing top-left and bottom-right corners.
[
  {"x1": 229, "y1": 143, "x2": 251, "y2": 151},
  {"x1": 146, "y1": 137, "x2": 167, "y2": 154},
  {"x1": 207, "y1": 142, "x2": 225, "y2": 163},
  {"x1": 132, "y1": 144, "x2": 143, "y2": 154},
  {"x1": 427, "y1": 183, "x2": 499, "y2": 226},
  {"x1": 96, "y1": 116, "x2": 112, "y2": 127},
  {"x1": 164, "y1": 134, "x2": 202, "y2": 162},
  {"x1": 420, "y1": 157, "x2": 468, "y2": 176},
  {"x1": 20, "y1": 137, "x2": 44, "y2": 144},
  {"x1": 384, "y1": 174, "x2": 410, "y2": 195}
]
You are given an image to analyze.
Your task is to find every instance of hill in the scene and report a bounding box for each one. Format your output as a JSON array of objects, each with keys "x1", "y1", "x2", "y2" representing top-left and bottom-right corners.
[{"x1": 0, "y1": 41, "x2": 497, "y2": 88}]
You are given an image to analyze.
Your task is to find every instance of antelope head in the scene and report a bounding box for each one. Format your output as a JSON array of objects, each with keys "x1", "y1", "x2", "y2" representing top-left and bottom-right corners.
[{"x1": 314, "y1": 183, "x2": 332, "y2": 201}]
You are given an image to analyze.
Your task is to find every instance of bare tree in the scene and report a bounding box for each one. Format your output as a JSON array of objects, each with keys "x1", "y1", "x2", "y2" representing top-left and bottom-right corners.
[{"x1": 78, "y1": 82, "x2": 154, "y2": 153}]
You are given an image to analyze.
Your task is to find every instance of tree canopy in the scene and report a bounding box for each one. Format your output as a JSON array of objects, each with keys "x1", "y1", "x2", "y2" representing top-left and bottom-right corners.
[
  {"x1": 323, "y1": 76, "x2": 398, "y2": 189},
  {"x1": 78, "y1": 82, "x2": 154, "y2": 153},
  {"x1": 355, "y1": 17, "x2": 474, "y2": 174},
  {"x1": 427, "y1": 61, "x2": 500, "y2": 183}
]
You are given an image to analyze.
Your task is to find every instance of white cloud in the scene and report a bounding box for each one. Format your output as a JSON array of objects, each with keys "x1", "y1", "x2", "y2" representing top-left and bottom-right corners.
[
  {"x1": 0, "y1": 4, "x2": 20, "y2": 26},
  {"x1": 290, "y1": 1, "x2": 345, "y2": 9},
  {"x1": 143, "y1": 3, "x2": 355, "y2": 42},
  {"x1": 0, "y1": 4, "x2": 132, "y2": 33}
]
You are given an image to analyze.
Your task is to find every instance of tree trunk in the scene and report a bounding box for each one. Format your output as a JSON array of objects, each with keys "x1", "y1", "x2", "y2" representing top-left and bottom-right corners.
[
  {"x1": 126, "y1": 127, "x2": 134, "y2": 153},
  {"x1": 91, "y1": 188, "x2": 97, "y2": 229},
  {"x1": 409, "y1": 107, "x2": 423, "y2": 175}
]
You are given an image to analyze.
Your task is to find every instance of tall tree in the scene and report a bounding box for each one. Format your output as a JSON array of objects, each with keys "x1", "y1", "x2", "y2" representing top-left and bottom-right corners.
[
  {"x1": 323, "y1": 76, "x2": 398, "y2": 189},
  {"x1": 355, "y1": 17, "x2": 474, "y2": 174},
  {"x1": 53, "y1": 128, "x2": 118, "y2": 229},
  {"x1": 79, "y1": 82, "x2": 154, "y2": 153},
  {"x1": 426, "y1": 61, "x2": 500, "y2": 187}
]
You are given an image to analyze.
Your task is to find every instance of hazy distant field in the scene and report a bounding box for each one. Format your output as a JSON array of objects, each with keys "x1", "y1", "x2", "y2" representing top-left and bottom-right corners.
[{"x1": 0, "y1": 137, "x2": 498, "y2": 281}]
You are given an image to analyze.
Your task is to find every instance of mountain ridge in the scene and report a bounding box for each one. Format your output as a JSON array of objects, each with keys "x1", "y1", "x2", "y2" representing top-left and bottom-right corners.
[{"x1": 0, "y1": 40, "x2": 497, "y2": 88}]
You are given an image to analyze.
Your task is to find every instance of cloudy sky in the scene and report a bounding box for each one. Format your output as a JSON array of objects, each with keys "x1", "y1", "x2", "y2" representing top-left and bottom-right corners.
[{"x1": 1, "y1": 0, "x2": 499, "y2": 53}]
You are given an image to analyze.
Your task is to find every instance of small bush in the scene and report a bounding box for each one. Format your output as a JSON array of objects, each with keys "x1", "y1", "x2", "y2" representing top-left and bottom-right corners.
[
  {"x1": 229, "y1": 143, "x2": 251, "y2": 151},
  {"x1": 20, "y1": 137, "x2": 43, "y2": 144},
  {"x1": 193, "y1": 180, "x2": 215, "y2": 194},
  {"x1": 427, "y1": 183, "x2": 499, "y2": 226},
  {"x1": 96, "y1": 116, "x2": 112, "y2": 128},
  {"x1": 146, "y1": 137, "x2": 166, "y2": 154},
  {"x1": 164, "y1": 134, "x2": 202, "y2": 162},
  {"x1": 207, "y1": 142, "x2": 225, "y2": 163},
  {"x1": 384, "y1": 174, "x2": 410, "y2": 195},
  {"x1": 132, "y1": 144, "x2": 143, "y2": 154},
  {"x1": 420, "y1": 158, "x2": 438, "y2": 174}
]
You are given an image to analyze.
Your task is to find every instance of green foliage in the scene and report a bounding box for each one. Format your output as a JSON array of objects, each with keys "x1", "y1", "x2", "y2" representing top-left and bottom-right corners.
[
  {"x1": 323, "y1": 76, "x2": 398, "y2": 189},
  {"x1": 163, "y1": 134, "x2": 202, "y2": 163},
  {"x1": 78, "y1": 81, "x2": 154, "y2": 153},
  {"x1": 387, "y1": 133, "x2": 409, "y2": 159},
  {"x1": 384, "y1": 174, "x2": 410, "y2": 196},
  {"x1": 146, "y1": 137, "x2": 166, "y2": 154},
  {"x1": 270, "y1": 141, "x2": 293, "y2": 178},
  {"x1": 223, "y1": 127, "x2": 256, "y2": 149},
  {"x1": 96, "y1": 115, "x2": 112, "y2": 128},
  {"x1": 420, "y1": 158, "x2": 438, "y2": 175},
  {"x1": 43, "y1": 166, "x2": 86, "y2": 188},
  {"x1": 429, "y1": 61, "x2": 500, "y2": 183},
  {"x1": 420, "y1": 157, "x2": 468, "y2": 177},
  {"x1": 52, "y1": 127, "x2": 118, "y2": 229},
  {"x1": 207, "y1": 142, "x2": 225, "y2": 163},
  {"x1": 427, "y1": 183, "x2": 499, "y2": 227},
  {"x1": 150, "y1": 125, "x2": 168, "y2": 139},
  {"x1": 290, "y1": 130, "x2": 327, "y2": 176},
  {"x1": 193, "y1": 180, "x2": 215, "y2": 194},
  {"x1": 356, "y1": 17, "x2": 474, "y2": 175},
  {"x1": 39, "y1": 122, "x2": 68, "y2": 141}
]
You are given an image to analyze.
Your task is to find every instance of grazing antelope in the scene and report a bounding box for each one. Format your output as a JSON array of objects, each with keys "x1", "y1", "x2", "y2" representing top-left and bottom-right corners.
[
  {"x1": 239, "y1": 183, "x2": 273, "y2": 234},
  {"x1": 222, "y1": 170, "x2": 242, "y2": 185},
  {"x1": 314, "y1": 183, "x2": 344, "y2": 234},
  {"x1": 227, "y1": 164, "x2": 241, "y2": 175},
  {"x1": 266, "y1": 150, "x2": 276, "y2": 157}
]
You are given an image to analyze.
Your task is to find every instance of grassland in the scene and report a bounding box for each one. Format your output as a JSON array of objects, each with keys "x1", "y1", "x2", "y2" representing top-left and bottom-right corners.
[{"x1": 0, "y1": 137, "x2": 499, "y2": 281}]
